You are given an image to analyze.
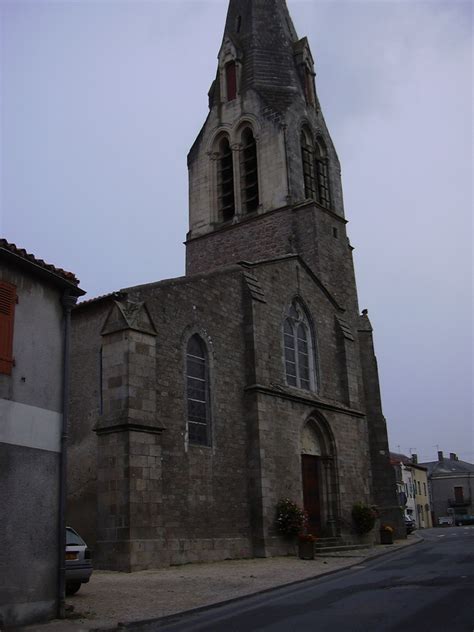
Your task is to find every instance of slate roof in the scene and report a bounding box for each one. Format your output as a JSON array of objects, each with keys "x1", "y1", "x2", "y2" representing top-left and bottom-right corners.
[
  {"x1": 0, "y1": 238, "x2": 84, "y2": 293},
  {"x1": 420, "y1": 457, "x2": 474, "y2": 477}
]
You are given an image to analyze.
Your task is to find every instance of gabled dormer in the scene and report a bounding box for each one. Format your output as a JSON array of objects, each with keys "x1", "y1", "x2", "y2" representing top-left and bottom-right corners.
[
  {"x1": 217, "y1": 37, "x2": 241, "y2": 104},
  {"x1": 293, "y1": 37, "x2": 319, "y2": 111}
]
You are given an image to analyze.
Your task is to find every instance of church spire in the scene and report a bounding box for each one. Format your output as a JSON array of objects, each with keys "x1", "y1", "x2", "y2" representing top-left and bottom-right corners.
[{"x1": 213, "y1": 0, "x2": 303, "y2": 111}]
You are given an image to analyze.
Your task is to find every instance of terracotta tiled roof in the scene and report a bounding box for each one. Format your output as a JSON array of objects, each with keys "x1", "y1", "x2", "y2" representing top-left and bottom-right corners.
[{"x1": 0, "y1": 238, "x2": 80, "y2": 285}]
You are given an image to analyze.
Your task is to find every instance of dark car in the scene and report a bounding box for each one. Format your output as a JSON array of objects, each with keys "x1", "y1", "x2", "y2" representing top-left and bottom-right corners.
[
  {"x1": 455, "y1": 515, "x2": 474, "y2": 526},
  {"x1": 404, "y1": 516, "x2": 416, "y2": 534},
  {"x1": 65, "y1": 526, "x2": 93, "y2": 595}
]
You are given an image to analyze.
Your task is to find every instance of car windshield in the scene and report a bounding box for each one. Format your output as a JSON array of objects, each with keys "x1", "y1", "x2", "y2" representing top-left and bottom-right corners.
[{"x1": 66, "y1": 528, "x2": 86, "y2": 546}]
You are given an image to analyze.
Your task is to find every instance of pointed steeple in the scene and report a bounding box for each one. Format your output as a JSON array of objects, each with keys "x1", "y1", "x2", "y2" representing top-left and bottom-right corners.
[{"x1": 213, "y1": 0, "x2": 303, "y2": 111}]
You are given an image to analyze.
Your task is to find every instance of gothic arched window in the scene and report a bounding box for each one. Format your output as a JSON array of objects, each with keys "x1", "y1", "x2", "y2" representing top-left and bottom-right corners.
[
  {"x1": 283, "y1": 301, "x2": 317, "y2": 391},
  {"x1": 240, "y1": 127, "x2": 259, "y2": 213},
  {"x1": 217, "y1": 136, "x2": 235, "y2": 222},
  {"x1": 315, "y1": 137, "x2": 331, "y2": 209},
  {"x1": 186, "y1": 334, "x2": 211, "y2": 446},
  {"x1": 301, "y1": 128, "x2": 316, "y2": 200}
]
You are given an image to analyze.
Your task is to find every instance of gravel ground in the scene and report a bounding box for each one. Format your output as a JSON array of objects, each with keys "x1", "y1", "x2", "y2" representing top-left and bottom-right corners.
[{"x1": 19, "y1": 536, "x2": 419, "y2": 632}]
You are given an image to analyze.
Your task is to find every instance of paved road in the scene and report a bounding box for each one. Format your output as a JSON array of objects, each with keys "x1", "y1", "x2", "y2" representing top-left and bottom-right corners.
[{"x1": 140, "y1": 527, "x2": 474, "y2": 632}]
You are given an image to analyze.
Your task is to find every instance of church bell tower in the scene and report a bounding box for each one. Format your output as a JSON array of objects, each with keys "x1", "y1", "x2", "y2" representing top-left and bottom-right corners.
[{"x1": 186, "y1": 0, "x2": 357, "y2": 315}]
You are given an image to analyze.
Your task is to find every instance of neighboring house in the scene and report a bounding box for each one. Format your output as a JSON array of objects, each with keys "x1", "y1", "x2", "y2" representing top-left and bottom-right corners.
[
  {"x1": 390, "y1": 452, "x2": 417, "y2": 523},
  {"x1": 410, "y1": 455, "x2": 432, "y2": 528},
  {"x1": 0, "y1": 240, "x2": 84, "y2": 627},
  {"x1": 67, "y1": 0, "x2": 402, "y2": 573},
  {"x1": 420, "y1": 451, "x2": 474, "y2": 526},
  {"x1": 390, "y1": 452, "x2": 432, "y2": 529}
]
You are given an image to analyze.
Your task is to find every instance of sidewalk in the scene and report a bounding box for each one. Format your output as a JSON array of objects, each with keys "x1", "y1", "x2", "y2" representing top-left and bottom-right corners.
[{"x1": 18, "y1": 535, "x2": 421, "y2": 632}]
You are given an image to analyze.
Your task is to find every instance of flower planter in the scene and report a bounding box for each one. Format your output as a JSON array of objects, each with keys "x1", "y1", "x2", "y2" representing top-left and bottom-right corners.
[
  {"x1": 380, "y1": 531, "x2": 393, "y2": 545},
  {"x1": 298, "y1": 541, "x2": 315, "y2": 560}
]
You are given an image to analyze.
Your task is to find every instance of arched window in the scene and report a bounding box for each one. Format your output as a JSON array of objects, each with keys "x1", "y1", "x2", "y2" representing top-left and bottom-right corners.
[
  {"x1": 217, "y1": 136, "x2": 235, "y2": 222},
  {"x1": 240, "y1": 127, "x2": 259, "y2": 213},
  {"x1": 315, "y1": 137, "x2": 331, "y2": 209},
  {"x1": 301, "y1": 129, "x2": 316, "y2": 200},
  {"x1": 186, "y1": 335, "x2": 210, "y2": 446},
  {"x1": 283, "y1": 301, "x2": 316, "y2": 391}
]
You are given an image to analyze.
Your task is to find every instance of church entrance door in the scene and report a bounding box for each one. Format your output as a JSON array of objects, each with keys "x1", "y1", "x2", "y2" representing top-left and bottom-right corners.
[{"x1": 301, "y1": 454, "x2": 321, "y2": 534}]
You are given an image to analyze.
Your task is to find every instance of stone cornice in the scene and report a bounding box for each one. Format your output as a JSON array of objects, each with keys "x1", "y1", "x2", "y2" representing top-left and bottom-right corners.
[{"x1": 244, "y1": 384, "x2": 365, "y2": 418}]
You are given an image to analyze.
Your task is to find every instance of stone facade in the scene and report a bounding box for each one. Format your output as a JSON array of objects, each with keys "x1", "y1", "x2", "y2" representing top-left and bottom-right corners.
[{"x1": 67, "y1": 0, "x2": 402, "y2": 572}]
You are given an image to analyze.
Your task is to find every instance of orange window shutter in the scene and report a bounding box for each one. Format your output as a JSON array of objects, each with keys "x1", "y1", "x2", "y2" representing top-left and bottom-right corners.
[{"x1": 0, "y1": 281, "x2": 16, "y2": 375}]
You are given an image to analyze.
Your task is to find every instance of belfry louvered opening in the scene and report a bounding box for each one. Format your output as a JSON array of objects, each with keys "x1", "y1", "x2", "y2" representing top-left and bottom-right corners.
[
  {"x1": 217, "y1": 136, "x2": 235, "y2": 222},
  {"x1": 240, "y1": 127, "x2": 259, "y2": 214},
  {"x1": 301, "y1": 129, "x2": 316, "y2": 200},
  {"x1": 315, "y1": 138, "x2": 331, "y2": 209}
]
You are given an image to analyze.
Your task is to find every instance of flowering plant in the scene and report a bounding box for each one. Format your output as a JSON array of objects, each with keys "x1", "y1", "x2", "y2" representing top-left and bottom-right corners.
[
  {"x1": 298, "y1": 533, "x2": 317, "y2": 543},
  {"x1": 351, "y1": 502, "x2": 377, "y2": 534},
  {"x1": 275, "y1": 498, "x2": 308, "y2": 537},
  {"x1": 380, "y1": 524, "x2": 394, "y2": 533}
]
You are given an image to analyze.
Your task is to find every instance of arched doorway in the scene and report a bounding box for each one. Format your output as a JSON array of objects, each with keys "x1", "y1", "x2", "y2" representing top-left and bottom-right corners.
[{"x1": 301, "y1": 417, "x2": 338, "y2": 537}]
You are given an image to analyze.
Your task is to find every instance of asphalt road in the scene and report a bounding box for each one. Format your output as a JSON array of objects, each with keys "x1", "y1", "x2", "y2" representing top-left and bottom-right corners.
[{"x1": 142, "y1": 527, "x2": 474, "y2": 632}]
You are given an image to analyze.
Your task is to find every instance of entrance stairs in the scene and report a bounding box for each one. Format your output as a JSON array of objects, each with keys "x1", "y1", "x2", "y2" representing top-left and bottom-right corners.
[{"x1": 314, "y1": 536, "x2": 373, "y2": 555}]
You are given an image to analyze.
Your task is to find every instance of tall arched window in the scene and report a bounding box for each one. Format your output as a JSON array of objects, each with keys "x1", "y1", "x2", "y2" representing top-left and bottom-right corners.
[
  {"x1": 283, "y1": 301, "x2": 317, "y2": 391},
  {"x1": 240, "y1": 127, "x2": 259, "y2": 213},
  {"x1": 315, "y1": 137, "x2": 331, "y2": 209},
  {"x1": 186, "y1": 335, "x2": 210, "y2": 446},
  {"x1": 301, "y1": 129, "x2": 316, "y2": 200},
  {"x1": 217, "y1": 136, "x2": 235, "y2": 222}
]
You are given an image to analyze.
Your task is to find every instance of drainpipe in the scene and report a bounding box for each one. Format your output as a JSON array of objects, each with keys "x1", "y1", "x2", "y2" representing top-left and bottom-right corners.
[{"x1": 57, "y1": 290, "x2": 78, "y2": 618}]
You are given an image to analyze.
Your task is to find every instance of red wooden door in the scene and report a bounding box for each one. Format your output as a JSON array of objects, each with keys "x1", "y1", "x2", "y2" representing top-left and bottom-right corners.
[{"x1": 301, "y1": 454, "x2": 321, "y2": 535}]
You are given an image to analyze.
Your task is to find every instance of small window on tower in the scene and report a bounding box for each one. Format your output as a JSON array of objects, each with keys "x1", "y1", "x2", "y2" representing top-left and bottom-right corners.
[
  {"x1": 240, "y1": 127, "x2": 259, "y2": 213},
  {"x1": 225, "y1": 61, "x2": 237, "y2": 101},
  {"x1": 304, "y1": 67, "x2": 315, "y2": 106}
]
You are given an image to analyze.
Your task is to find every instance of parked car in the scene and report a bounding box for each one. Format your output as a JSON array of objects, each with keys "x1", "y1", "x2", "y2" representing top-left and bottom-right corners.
[
  {"x1": 65, "y1": 526, "x2": 93, "y2": 595},
  {"x1": 455, "y1": 515, "x2": 474, "y2": 526},
  {"x1": 404, "y1": 516, "x2": 416, "y2": 534}
]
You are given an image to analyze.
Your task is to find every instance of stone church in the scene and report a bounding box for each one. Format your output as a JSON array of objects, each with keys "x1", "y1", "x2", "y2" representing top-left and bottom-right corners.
[{"x1": 68, "y1": 0, "x2": 401, "y2": 571}]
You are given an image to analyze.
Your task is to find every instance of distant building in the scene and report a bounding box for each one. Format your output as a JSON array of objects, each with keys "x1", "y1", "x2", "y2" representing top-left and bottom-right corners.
[
  {"x1": 420, "y1": 451, "x2": 474, "y2": 526},
  {"x1": 0, "y1": 239, "x2": 83, "y2": 627},
  {"x1": 390, "y1": 452, "x2": 431, "y2": 528}
]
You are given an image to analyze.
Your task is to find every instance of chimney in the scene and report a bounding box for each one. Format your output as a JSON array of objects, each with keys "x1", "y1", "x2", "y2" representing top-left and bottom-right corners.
[
  {"x1": 412, "y1": 453, "x2": 418, "y2": 464},
  {"x1": 438, "y1": 450, "x2": 444, "y2": 461},
  {"x1": 449, "y1": 452, "x2": 457, "y2": 461}
]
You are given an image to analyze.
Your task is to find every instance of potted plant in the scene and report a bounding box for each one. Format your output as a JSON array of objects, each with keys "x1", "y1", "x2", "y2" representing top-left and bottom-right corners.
[
  {"x1": 380, "y1": 524, "x2": 394, "y2": 544},
  {"x1": 275, "y1": 498, "x2": 308, "y2": 538},
  {"x1": 297, "y1": 533, "x2": 317, "y2": 559},
  {"x1": 351, "y1": 503, "x2": 378, "y2": 535}
]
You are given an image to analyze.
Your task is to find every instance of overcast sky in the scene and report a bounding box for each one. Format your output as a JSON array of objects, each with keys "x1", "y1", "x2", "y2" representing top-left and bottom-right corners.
[{"x1": 1, "y1": 0, "x2": 472, "y2": 463}]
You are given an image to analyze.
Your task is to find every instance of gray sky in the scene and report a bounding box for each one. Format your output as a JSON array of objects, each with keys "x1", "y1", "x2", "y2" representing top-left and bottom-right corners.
[{"x1": 1, "y1": 0, "x2": 472, "y2": 463}]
